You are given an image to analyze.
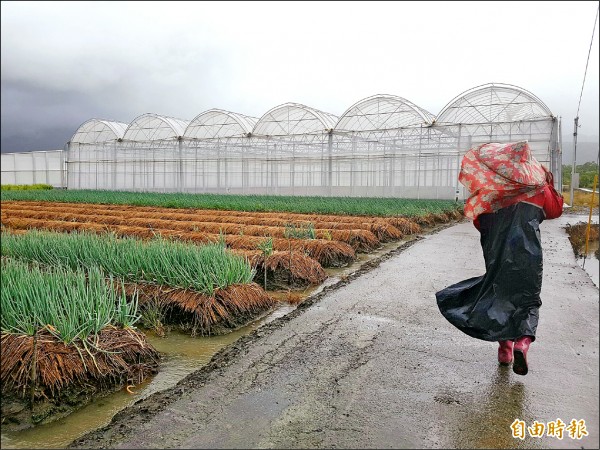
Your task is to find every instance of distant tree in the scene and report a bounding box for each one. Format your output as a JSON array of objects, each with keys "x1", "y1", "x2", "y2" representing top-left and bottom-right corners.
[
  {"x1": 562, "y1": 165, "x2": 572, "y2": 186},
  {"x1": 562, "y1": 162, "x2": 599, "y2": 189}
]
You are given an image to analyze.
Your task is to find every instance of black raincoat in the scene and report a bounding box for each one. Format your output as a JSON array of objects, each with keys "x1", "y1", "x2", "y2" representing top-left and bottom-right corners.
[{"x1": 435, "y1": 201, "x2": 544, "y2": 342}]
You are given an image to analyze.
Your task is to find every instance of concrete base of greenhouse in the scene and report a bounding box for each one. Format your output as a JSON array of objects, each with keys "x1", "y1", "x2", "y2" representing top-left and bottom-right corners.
[{"x1": 70, "y1": 218, "x2": 599, "y2": 450}]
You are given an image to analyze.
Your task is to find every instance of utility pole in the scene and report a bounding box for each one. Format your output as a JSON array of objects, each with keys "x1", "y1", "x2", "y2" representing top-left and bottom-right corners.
[{"x1": 570, "y1": 117, "x2": 579, "y2": 206}]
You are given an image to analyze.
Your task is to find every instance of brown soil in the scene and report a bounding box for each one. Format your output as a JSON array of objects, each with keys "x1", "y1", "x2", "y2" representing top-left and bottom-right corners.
[
  {"x1": 386, "y1": 217, "x2": 422, "y2": 234},
  {"x1": 2, "y1": 201, "x2": 404, "y2": 242},
  {"x1": 2, "y1": 200, "x2": 430, "y2": 234},
  {"x1": 2, "y1": 206, "x2": 380, "y2": 252}
]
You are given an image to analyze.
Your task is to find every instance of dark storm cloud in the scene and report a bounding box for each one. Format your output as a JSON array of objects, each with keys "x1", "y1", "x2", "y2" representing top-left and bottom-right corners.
[
  {"x1": 1, "y1": 1, "x2": 598, "y2": 155},
  {"x1": 0, "y1": 41, "x2": 236, "y2": 152},
  {"x1": 0, "y1": 1, "x2": 242, "y2": 152},
  {"x1": 1, "y1": 79, "x2": 96, "y2": 151}
]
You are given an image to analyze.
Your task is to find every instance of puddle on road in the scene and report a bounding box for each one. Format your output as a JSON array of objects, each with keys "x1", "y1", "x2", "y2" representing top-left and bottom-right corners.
[
  {"x1": 576, "y1": 249, "x2": 599, "y2": 288},
  {"x1": 564, "y1": 220, "x2": 599, "y2": 288}
]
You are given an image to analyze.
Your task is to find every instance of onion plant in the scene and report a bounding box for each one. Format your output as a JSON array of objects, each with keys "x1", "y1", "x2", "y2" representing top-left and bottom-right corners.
[
  {"x1": 1, "y1": 230, "x2": 254, "y2": 295},
  {"x1": 1, "y1": 258, "x2": 138, "y2": 343},
  {"x1": 1, "y1": 189, "x2": 460, "y2": 217}
]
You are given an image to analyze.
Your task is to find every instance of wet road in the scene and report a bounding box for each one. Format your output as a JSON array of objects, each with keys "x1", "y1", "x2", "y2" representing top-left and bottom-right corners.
[{"x1": 71, "y1": 218, "x2": 599, "y2": 449}]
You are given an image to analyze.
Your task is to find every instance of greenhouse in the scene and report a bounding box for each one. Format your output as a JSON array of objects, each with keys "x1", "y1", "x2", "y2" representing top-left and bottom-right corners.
[
  {"x1": 4, "y1": 83, "x2": 562, "y2": 200},
  {"x1": 1, "y1": 150, "x2": 66, "y2": 187}
]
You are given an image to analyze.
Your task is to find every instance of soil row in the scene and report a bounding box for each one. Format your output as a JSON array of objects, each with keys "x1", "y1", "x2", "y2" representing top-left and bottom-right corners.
[
  {"x1": 2, "y1": 206, "x2": 380, "y2": 253},
  {"x1": 2, "y1": 199, "x2": 429, "y2": 229},
  {"x1": 1, "y1": 227, "x2": 327, "y2": 290},
  {"x1": 1, "y1": 215, "x2": 356, "y2": 268},
  {"x1": 2, "y1": 201, "x2": 405, "y2": 242}
]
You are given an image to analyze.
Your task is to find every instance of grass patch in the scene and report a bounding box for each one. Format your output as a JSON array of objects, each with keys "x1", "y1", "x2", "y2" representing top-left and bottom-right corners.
[
  {"x1": 0, "y1": 189, "x2": 461, "y2": 217},
  {"x1": 1, "y1": 184, "x2": 53, "y2": 191},
  {"x1": 562, "y1": 189, "x2": 599, "y2": 208}
]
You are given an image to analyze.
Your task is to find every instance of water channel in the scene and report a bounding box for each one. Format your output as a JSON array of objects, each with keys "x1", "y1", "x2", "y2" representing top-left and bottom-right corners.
[{"x1": 567, "y1": 215, "x2": 600, "y2": 288}]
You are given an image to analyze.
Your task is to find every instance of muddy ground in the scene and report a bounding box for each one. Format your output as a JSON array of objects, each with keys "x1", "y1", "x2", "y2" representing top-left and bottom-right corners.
[{"x1": 70, "y1": 217, "x2": 599, "y2": 449}]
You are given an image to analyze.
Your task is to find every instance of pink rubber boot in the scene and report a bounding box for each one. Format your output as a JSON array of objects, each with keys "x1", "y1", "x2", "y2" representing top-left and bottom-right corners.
[
  {"x1": 498, "y1": 340, "x2": 514, "y2": 365},
  {"x1": 513, "y1": 336, "x2": 533, "y2": 375}
]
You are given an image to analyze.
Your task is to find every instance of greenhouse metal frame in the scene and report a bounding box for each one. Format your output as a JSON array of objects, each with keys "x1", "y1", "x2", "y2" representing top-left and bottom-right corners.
[{"x1": 60, "y1": 83, "x2": 562, "y2": 199}]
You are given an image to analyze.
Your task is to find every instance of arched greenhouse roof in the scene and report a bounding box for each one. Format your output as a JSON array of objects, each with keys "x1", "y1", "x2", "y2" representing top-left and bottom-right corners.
[
  {"x1": 184, "y1": 109, "x2": 258, "y2": 139},
  {"x1": 435, "y1": 83, "x2": 553, "y2": 125},
  {"x1": 123, "y1": 113, "x2": 190, "y2": 141},
  {"x1": 335, "y1": 94, "x2": 434, "y2": 132},
  {"x1": 253, "y1": 103, "x2": 338, "y2": 136},
  {"x1": 70, "y1": 119, "x2": 128, "y2": 143}
]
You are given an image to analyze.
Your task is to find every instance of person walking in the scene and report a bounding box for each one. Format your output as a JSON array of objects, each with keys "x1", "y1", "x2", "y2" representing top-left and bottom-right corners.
[{"x1": 436, "y1": 141, "x2": 564, "y2": 376}]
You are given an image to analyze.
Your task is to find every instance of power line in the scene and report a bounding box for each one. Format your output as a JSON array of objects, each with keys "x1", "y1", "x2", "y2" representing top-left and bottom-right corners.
[
  {"x1": 570, "y1": 5, "x2": 599, "y2": 206},
  {"x1": 576, "y1": 4, "x2": 599, "y2": 118}
]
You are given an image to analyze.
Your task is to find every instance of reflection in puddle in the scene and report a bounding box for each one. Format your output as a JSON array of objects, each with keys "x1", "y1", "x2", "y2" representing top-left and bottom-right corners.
[
  {"x1": 450, "y1": 366, "x2": 537, "y2": 449},
  {"x1": 576, "y1": 253, "x2": 599, "y2": 288}
]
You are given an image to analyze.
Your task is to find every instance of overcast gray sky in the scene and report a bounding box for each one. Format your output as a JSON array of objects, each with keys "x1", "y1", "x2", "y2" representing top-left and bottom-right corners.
[{"x1": 1, "y1": 1, "x2": 598, "y2": 154}]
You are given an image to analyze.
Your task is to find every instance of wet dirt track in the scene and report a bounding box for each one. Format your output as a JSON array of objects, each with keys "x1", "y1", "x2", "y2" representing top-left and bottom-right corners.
[{"x1": 70, "y1": 218, "x2": 599, "y2": 449}]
